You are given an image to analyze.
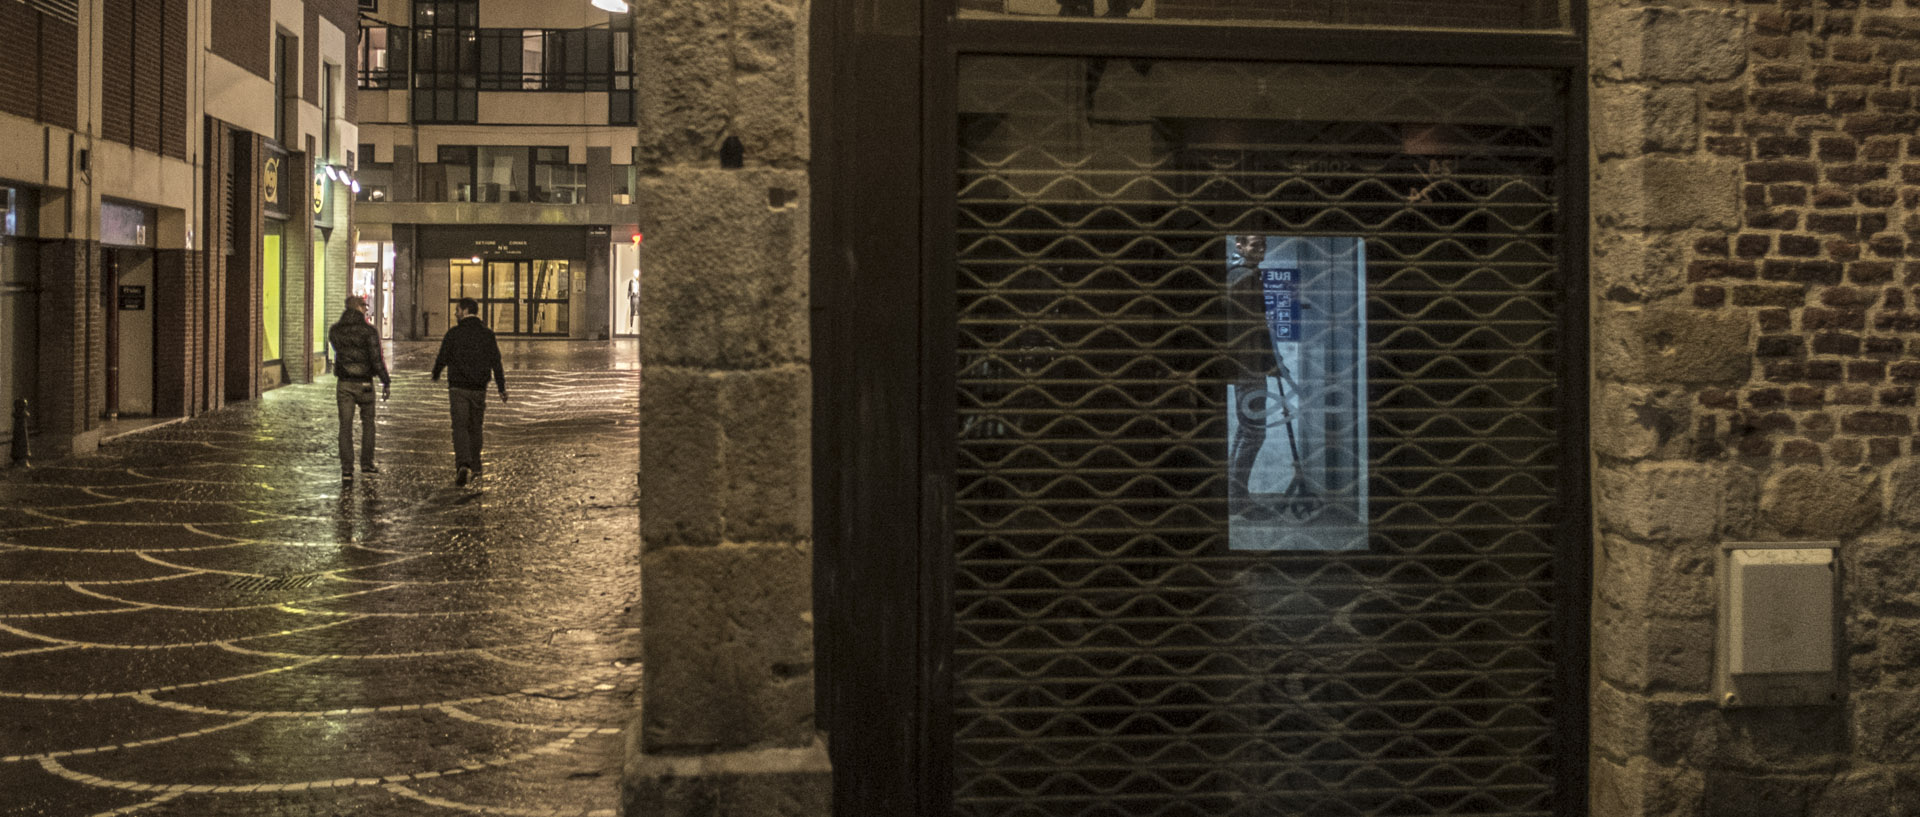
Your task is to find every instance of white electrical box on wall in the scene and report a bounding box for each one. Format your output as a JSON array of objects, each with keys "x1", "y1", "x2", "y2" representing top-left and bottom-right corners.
[{"x1": 1716, "y1": 541, "x2": 1840, "y2": 708}]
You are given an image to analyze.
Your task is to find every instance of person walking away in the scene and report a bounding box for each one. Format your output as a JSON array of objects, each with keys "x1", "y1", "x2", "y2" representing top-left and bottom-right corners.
[
  {"x1": 432, "y1": 297, "x2": 508, "y2": 486},
  {"x1": 329, "y1": 295, "x2": 391, "y2": 481}
]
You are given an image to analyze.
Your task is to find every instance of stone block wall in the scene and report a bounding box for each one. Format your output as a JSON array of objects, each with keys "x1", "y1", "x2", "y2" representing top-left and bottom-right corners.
[
  {"x1": 1591, "y1": 2, "x2": 1920, "y2": 814},
  {"x1": 624, "y1": 0, "x2": 828, "y2": 813}
]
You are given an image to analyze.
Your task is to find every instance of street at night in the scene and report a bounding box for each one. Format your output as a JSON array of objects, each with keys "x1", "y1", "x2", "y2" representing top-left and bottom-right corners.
[{"x1": 0, "y1": 341, "x2": 639, "y2": 817}]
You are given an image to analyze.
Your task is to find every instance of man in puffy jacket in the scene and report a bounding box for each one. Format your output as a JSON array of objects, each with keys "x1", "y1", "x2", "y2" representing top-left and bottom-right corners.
[
  {"x1": 431, "y1": 297, "x2": 507, "y2": 486},
  {"x1": 328, "y1": 295, "x2": 391, "y2": 481}
]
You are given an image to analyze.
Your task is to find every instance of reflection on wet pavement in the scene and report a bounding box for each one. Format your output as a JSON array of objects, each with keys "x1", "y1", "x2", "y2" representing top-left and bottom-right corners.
[{"x1": 1, "y1": 340, "x2": 639, "y2": 817}]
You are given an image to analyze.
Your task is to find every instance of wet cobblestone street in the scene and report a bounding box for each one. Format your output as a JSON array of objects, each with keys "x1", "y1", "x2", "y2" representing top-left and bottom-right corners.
[{"x1": 0, "y1": 341, "x2": 640, "y2": 817}]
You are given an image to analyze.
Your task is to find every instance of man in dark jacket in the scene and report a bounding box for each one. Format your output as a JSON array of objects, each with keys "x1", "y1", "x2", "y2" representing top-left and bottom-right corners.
[
  {"x1": 328, "y1": 295, "x2": 391, "y2": 481},
  {"x1": 432, "y1": 297, "x2": 508, "y2": 486}
]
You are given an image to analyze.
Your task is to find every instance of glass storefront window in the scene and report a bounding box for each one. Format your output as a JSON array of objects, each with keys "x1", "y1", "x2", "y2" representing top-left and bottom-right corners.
[
  {"x1": 313, "y1": 238, "x2": 327, "y2": 355},
  {"x1": 446, "y1": 257, "x2": 570, "y2": 336},
  {"x1": 533, "y1": 147, "x2": 584, "y2": 203},
  {"x1": 262, "y1": 225, "x2": 283, "y2": 364},
  {"x1": 955, "y1": 0, "x2": 1566, "y2": 30}
]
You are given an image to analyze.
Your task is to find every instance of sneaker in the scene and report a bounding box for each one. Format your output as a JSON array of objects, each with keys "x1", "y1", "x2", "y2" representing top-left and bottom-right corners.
[
  {"x1": 455, "y1": 467, "x2": 470, "y2": 486},
  {"x1": 361, "y1": 464, "x2": 380, "y2": 474}
]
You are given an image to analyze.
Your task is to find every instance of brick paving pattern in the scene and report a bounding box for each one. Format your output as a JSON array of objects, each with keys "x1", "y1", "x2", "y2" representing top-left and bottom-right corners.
[{"x1": 0, "y1": 341, "x2": 639, "y2": 817}]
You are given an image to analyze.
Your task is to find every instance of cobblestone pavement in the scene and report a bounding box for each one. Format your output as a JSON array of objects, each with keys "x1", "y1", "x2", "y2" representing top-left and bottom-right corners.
[{"x1": 0, "y1": 341, "x2": 640, "y2": 817}]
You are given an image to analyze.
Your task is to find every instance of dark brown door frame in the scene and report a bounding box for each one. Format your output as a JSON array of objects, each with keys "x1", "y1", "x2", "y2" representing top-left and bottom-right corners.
[{"x1": 812, "y1": 6, "x2": 1591, "y2": 815}]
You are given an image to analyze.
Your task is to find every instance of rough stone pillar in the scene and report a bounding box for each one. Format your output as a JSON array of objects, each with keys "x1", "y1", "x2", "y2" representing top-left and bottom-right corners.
[
  {"x1": 1590, "y1": 3, "x2": 1920, "y2": 814},
  {"x1": 623, "y1": 0, "x2": 828, "y2": 813}
]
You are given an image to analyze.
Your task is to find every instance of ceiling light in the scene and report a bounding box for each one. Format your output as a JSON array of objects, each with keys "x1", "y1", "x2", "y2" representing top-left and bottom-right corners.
[{"x1": 590, "y1": 0, "x2": 629, "y2": 11}]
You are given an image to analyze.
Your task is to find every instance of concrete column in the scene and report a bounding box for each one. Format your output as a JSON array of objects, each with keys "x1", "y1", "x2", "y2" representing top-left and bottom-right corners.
[
  {"x1": 623, "y1": 0, "x2": 828, "y2": 812},
  {"x1": 393, "y1": 144, "x2": 418, "y2": 203},
  {"x1": 587, "y1": 145, "x2": 613, "y2": 205}
]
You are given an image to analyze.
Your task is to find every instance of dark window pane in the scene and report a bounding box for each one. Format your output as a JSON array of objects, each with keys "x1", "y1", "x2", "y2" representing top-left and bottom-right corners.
[{"x1": 610, "y1": 90, "x2": 633, "y2": 124}]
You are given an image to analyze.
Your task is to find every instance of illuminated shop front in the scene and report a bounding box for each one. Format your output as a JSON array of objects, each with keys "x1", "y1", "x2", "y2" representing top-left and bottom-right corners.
[{"x1": 414, "y1": 225, "x2": 603, "y2": 338}]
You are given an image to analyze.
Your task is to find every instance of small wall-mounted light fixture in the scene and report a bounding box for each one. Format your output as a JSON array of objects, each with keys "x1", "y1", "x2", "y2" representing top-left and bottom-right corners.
[{"x1": 590, "y1": 0, "x2": 629, "y2": 11}]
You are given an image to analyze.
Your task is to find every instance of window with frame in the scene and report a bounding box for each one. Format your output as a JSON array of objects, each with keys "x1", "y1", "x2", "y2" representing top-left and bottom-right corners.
[
  {"x1": 532, "y1": 147, "x2": 584, "y2": 203},
  {"x1": 411, "y1": 0, "x2": 478, "y2": 123},
  {"x1": 358, "y1": 25, "x2": 407, "y2": 90},
  {"x1": 474, "y1": 28, "x2": 633, "y2": 93},
  {"x1": 419, "y1": 146, "x2": 584, "y2": 204},
  {"x1": 355, "y1": 142, "x2": 392, "y2": 202}
]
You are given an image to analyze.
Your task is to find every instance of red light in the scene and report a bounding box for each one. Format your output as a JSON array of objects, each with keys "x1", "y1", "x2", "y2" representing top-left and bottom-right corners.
[{"x1": 630, "y1": 232, "x2": 644, "y2": 244}]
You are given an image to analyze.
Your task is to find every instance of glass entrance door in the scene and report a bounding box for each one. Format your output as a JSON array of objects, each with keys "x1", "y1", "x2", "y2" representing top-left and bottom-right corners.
[{"x1": 450, "y1": 259, "x2": 570, "y2": 336}]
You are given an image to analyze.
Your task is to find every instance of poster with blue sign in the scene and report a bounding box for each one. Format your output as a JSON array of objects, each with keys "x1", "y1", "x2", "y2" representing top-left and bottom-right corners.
[{"x1": 1225, "y1": 235, "x2": 1369, "y2": 551}]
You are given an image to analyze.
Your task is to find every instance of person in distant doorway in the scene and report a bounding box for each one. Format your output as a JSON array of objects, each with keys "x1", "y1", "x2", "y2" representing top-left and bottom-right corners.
[
  {"x1": 329, "y1": 295, "x2": 391, "y2": 481},
  {"x1": 432, "y1": 297, "x2": 508, "y2": 487},
  {"x1": 626, "y1": 269, "x2": 641, "y2": 329}
]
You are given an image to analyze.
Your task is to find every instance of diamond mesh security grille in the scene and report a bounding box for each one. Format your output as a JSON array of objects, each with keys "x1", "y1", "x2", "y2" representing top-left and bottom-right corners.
[{"x1": 954, "y1": 58, "x2": 1566, "y2": 816}]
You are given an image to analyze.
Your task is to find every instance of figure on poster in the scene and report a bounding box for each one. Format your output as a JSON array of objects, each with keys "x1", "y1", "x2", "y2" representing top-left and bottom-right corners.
[
  {"x1": 627, "y1": 269, "x2": 641, "y2": 329},
  {"x1": 1226, "y1": 234, "x2": 1316, "y2": 523}
]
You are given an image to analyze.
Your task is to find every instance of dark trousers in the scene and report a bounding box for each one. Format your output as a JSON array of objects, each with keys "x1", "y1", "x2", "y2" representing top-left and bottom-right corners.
[
  {"x1": 449, "y1": 387, "x2": 487, "y2": 472},
  {"x1": 1228, "y1": 380, "x2": 1271, "y2": 515},
  {"x1": 336, "y1": 381, "x2": 377, "y2": 470}
]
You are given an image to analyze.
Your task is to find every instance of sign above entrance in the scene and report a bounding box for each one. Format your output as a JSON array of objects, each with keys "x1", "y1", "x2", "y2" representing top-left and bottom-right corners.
[
  {"x1": 262, "y1": 141, "x2": 292, "y2": 221},
  {"x1": 419, "y1": 225, "x2": 589, "y2": 260}
]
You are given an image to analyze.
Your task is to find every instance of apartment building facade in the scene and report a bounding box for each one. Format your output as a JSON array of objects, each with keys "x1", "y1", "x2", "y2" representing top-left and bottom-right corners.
[
  {"x1": 0, "y1": 0, "x2": 360, "y2": 457},
  {"x1": 351, "y1": 0, "x2": 641, "y2": 343}
]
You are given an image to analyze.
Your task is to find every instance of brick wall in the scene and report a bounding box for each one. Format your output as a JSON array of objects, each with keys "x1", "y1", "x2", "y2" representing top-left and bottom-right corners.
[
  {"x1": 101, "y1": 0, "x2": 188, "y2": 158},
  {"x1": 224, "y1": 131, "x2": 263, "y2": 402},
  {"x1": 162, "y1": 0, "x2": 186, "y2": 158},
  {"x1": 202, "y1": 119, "x2": 233, "y2": 412},
  {"x1": 304, "y1": 6, "x2": 320, "y2": 105},
  {"x1": 210, "y1": 0, "x2": 272, "y2": 79},
  {"x1": 101, "y1": 0, "x2": 133, "y2": 145},
  {"x1": 282, "y1": 151, "x2": 315, "y2": 384},
  {"x1": 35, "y1": 241, "x2": 101, "y2": 443},
  {"x1": 0, "y1": 4, "x2": 79, "y2": 130},
  {"x1": 152, "y1": 249, "x2": 198, "y2": 416},
  {"x1": 1591, "y1": 2, "x2": 1920, "y2": 814}
]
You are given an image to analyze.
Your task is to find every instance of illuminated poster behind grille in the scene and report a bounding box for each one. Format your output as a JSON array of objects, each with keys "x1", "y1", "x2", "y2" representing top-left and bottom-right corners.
[{"x1": 1225, "y1": 235, "x2": 1369, "y2": 551}]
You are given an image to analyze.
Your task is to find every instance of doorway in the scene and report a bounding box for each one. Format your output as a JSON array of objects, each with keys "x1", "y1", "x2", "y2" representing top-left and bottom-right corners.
[
  {"x1": 449, "y1": 258, "x2": 569, "y2": 336},
  {"x1": 103, "y1": 248, "x2": 156, "y2": 418},
  {"x1": 815, "y1": 18, "x2": 1589, "y2": 817},
  {"x1": 355, "y1": 240, "x2": 395, "y2": 339}
]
